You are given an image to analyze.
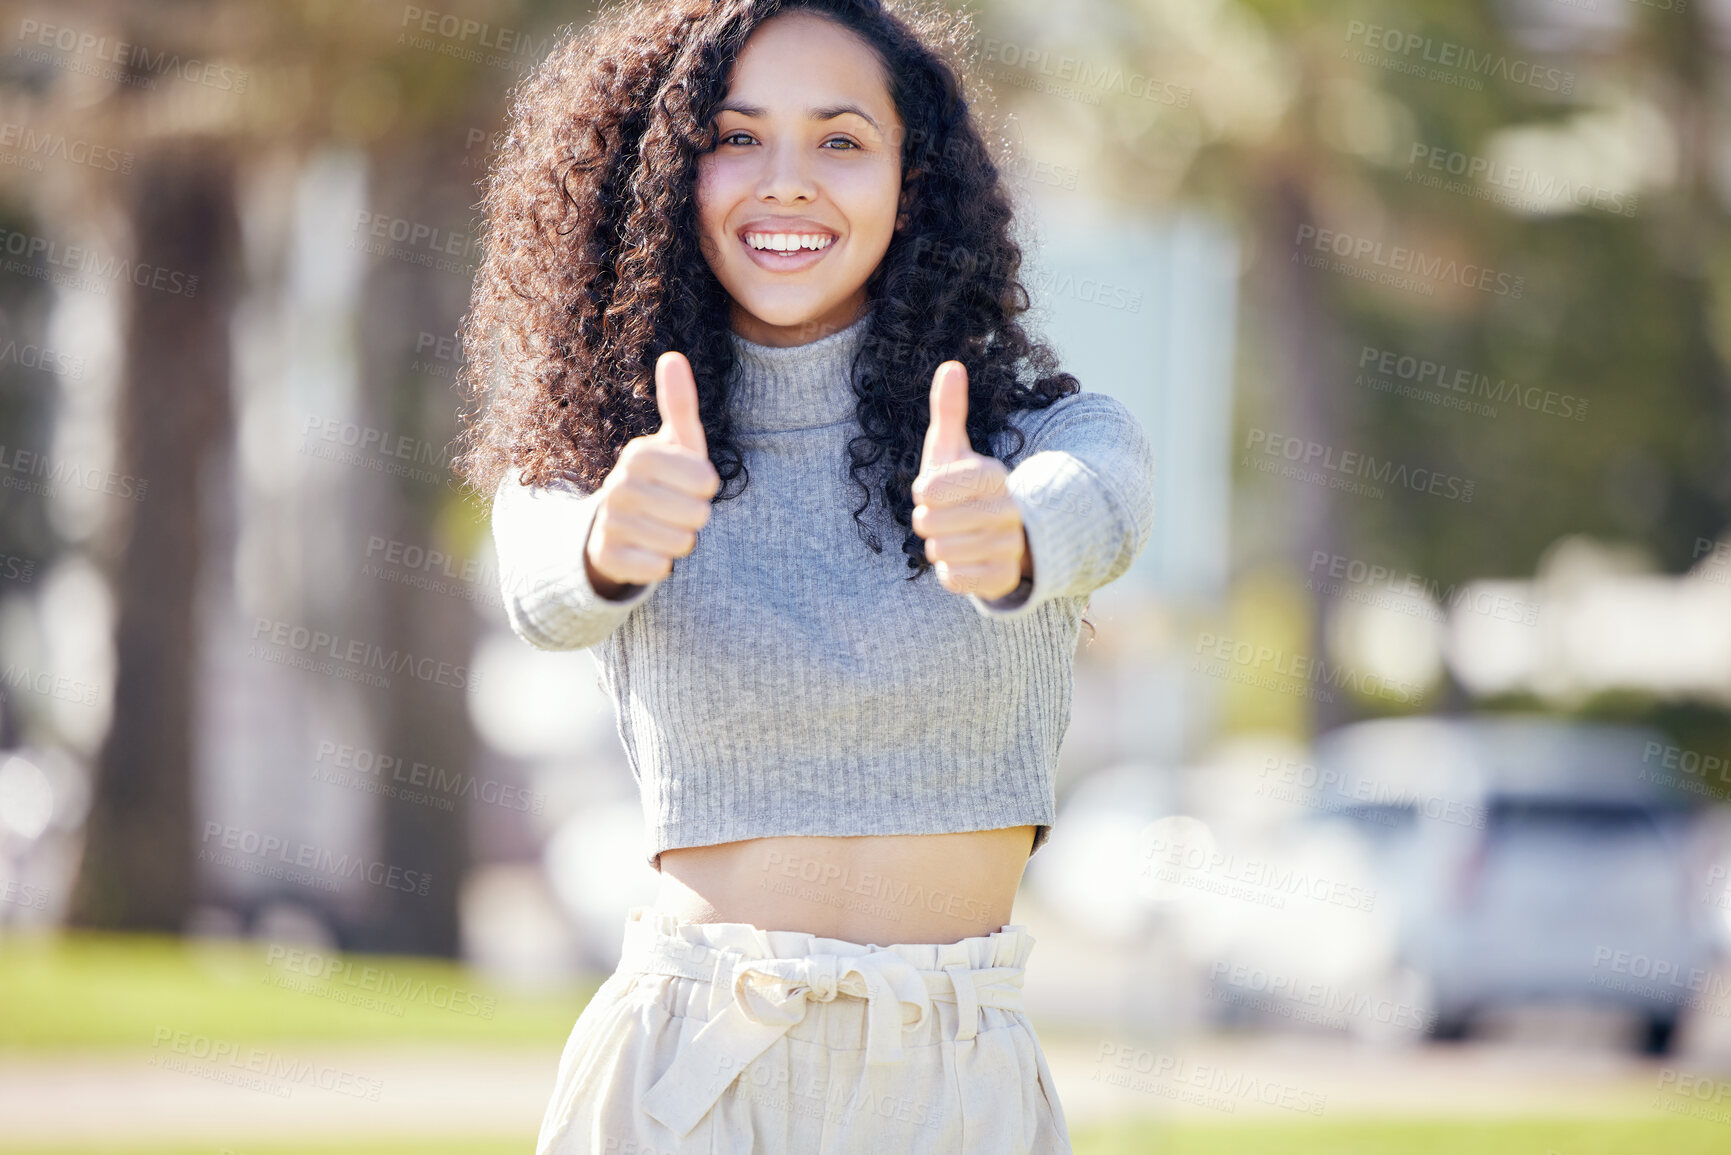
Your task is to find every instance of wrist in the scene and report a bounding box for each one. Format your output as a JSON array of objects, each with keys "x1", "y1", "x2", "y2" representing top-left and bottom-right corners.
[{"x1": 583, "y1": 524, "x2": 642, "y2": 603}]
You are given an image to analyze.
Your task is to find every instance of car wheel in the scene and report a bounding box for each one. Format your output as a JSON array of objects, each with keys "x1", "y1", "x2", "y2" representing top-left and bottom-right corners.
[
  {"x1": 1428, "y1": 1012, "x2": 1471, "y2": 1042},
  {"x1": 1641, "y1": 1014, "x2": 1678, "y2": 1056}
]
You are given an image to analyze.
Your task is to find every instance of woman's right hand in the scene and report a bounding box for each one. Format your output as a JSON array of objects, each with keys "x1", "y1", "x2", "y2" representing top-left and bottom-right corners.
[{"x1": 584, "y1": 351, "x2": 722, "y2": 599}]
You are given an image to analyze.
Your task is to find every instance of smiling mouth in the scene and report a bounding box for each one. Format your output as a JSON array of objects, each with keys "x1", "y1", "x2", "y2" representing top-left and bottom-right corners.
[{"x1": 739, "y1": 230, "x2": 837, "y2": 255}]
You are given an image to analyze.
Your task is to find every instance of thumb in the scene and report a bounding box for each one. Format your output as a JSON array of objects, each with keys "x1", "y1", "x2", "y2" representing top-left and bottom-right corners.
[
  {"x1": 920, "y1": 360, "x2": 971, "y2": 472},
  {"x1": 653, "y1": 351, "x2": 707, "y2": 456}
]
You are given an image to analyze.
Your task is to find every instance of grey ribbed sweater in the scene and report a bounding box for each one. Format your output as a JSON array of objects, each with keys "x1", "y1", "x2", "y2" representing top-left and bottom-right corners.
[{"x1": 489, "y1": 311, "x2": 1156, "y2": 869}]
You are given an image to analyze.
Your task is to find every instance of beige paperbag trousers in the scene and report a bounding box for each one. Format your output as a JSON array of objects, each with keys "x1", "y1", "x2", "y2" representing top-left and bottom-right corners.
[{"x1": 536, "y1": 906, "x2": 1072, "y2": 1154}]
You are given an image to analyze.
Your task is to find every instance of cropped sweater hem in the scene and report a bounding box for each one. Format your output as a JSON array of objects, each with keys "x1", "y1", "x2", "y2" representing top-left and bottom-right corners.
[{"x1": 646, "y1": 812, "x2": 1056, "y2": 873}]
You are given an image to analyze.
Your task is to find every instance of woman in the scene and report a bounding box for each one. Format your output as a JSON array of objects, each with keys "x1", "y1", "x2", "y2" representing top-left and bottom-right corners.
[{"x1": 454, "y1": 1, "x2": 1156, "y2": 1151}]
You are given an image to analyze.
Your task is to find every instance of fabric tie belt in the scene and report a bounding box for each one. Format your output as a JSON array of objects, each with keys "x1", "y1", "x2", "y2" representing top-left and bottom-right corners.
[{"x1": 628, "y1": 933, "x2": 1027, "y2": 1137}]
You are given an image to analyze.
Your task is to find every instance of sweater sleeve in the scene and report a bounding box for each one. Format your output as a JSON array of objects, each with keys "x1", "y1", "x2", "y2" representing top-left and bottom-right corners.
[
  {"x1": 490, "y1": 468, "x2": 663, "y2": 651},
  {"x1": 970, "y1": 390, "x2": 1157, "y2": 620}
]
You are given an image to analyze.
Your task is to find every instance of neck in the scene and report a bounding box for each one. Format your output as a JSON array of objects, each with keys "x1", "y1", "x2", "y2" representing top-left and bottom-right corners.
[{"x1": 727, "y1": 307, "x2": 874, "y2": 434}]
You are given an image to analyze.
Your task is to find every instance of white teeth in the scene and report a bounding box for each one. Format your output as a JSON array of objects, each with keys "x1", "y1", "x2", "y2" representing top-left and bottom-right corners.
[{"x1": 745, "y1": 232, "x2": 834, "y2": 252}]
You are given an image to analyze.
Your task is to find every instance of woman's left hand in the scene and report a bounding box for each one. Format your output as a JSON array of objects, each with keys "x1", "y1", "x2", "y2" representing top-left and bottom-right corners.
[{"x1": 912, "y1": 360, "x2": 1032, "y2": 600}]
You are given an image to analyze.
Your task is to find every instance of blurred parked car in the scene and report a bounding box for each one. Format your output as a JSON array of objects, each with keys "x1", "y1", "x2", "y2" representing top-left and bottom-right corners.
[{"x1": 1308, "y1": 714, "x2": 1726, "y2": 1054}]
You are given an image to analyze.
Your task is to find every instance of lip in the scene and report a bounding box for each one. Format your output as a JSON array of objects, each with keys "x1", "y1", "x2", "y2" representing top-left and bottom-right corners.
[{"x1": 736, "y1": 219, "x2": 839, "y2": 273}]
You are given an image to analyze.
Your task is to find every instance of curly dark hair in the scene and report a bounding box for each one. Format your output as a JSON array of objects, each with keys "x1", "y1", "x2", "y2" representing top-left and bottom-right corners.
[{"x1": 451, "y1": 0, "x2": 1081, "y2": 583}]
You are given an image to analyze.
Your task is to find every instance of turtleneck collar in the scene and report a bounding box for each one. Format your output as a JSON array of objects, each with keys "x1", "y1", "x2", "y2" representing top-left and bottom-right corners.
[{"x1": 726, "y1": 308, "x2": 873, "y2": 433}]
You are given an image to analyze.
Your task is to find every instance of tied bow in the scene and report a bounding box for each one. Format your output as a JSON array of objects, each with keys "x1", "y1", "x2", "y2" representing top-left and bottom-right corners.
[{"x1": 640, "y1": 950, "x2": 935, "y2": 1137}]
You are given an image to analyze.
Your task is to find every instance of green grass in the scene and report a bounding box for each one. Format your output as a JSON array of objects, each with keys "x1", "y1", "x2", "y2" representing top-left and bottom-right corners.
[
  {"x1": 1075, "y1": 1115, "x2": 1731, "y2": 1153},
  {"x1": 0, "y1": 932, "x2": 597, "y2": 1050},
  {"x1": 4, "y1": 1118, "x2": 1728, "y2": 1155}
]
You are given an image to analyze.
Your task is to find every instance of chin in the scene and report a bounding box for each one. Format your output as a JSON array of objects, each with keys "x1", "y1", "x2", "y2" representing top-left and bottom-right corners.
[{"x1": 735, "y1": 294, "x2": 834, "y2": 329}]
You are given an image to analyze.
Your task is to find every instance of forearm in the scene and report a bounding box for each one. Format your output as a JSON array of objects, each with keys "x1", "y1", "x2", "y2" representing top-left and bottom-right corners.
[
  {"x1": 492, "y1": 471, "x2": 660, "y2": 650},
  {"x1": 970, "y1": 393, "x2": 1156, "y2": 619}
]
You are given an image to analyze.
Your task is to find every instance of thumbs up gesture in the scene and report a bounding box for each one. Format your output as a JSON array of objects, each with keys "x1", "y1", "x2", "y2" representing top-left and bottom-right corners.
[
  {"x1": 583, "y1": 351, "x2": 722, "y2": 599},
  {"x1": 911, "y1": 361, "x2": 1032, "y2": 600}
]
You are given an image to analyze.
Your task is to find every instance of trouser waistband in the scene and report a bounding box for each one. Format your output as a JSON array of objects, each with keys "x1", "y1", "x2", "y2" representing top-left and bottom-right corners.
[{"x1": 617, "y1": 907, "x2": 1033, "y2": 1138}]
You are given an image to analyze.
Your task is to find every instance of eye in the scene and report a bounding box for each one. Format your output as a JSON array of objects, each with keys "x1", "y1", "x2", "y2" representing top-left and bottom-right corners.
[
  {"x1": 719, "y1": 131, "x2": 755, "y2": 147},
  {"x1": 823, "y1": 137, "x2": 862, "y2": 151}
]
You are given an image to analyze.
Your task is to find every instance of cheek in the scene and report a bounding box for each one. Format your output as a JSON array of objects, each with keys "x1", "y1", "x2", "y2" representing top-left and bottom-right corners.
[
  {"x1": 837, "y1": 166, "x2": 904, "y2": 240},
  {"x1": 694, "y1": 164, "x2": 719, "y2": 227},
  {"x1": 694, "y1": 160, "x2": 739, "y2": 232}
]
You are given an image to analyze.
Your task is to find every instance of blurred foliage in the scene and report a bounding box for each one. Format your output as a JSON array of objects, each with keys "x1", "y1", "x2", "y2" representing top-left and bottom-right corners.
[{"x1": 1201, "y1": 0, "x2": 1725, "y2": 589}]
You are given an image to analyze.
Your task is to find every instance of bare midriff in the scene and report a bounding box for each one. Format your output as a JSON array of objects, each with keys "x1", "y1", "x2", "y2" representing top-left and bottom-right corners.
[{"x1": 652, "y1": 825, "x2": 1038, "y2": 947}]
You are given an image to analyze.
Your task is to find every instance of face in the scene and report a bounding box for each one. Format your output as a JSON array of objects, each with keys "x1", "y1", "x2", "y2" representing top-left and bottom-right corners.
[{"x1": 695, "y1": 10, "x2": 906, "y2": 348}]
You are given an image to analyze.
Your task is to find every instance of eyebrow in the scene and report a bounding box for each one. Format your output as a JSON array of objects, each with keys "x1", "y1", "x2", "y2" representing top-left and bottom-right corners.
[{"x1": 716, "y1": 102, "x2": 883, "y2": 134}]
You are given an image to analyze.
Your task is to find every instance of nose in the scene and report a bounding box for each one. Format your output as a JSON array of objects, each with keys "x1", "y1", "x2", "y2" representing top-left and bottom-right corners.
[{"x1": 755, "y1": 137, "x2": 815, "y2": 204}]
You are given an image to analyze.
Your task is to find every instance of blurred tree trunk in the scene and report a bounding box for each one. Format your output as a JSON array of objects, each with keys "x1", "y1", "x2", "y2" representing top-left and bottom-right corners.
[
  {"x1": 347, "y1": 138, "x2": 476, "y2": 957},
  {"x1": 1260, "y1": 168, "x2": 1352, "y2": 735},
  {"x1": 71, "y1": 147, "x2": 237, "y2": 931}
]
